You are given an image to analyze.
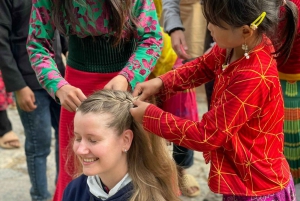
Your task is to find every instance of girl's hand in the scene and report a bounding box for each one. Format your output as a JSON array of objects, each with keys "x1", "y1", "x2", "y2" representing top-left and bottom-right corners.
[
  {"x1": 130, "y1": 100, "x2": 150, "y2": 123},
  {"x1": 132, "y1": 78, "x2": 163, "y2": 101},
  {"x1": 104, "y1": 75, "x2": 129, "y2": 91},
  {"x1": 56, "y1": 85, "x2": 87, "y2": 112}
]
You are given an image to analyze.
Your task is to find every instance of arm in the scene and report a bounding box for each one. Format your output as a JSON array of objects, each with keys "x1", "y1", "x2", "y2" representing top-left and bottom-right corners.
[
  {"x1": 118, "y1": 0, "x2": 163, "y2": 90},
  {"x1": 26, "y1": 0, "x2": 68, "y2": 99},
  {"x1": 0, "y1": 0, "x2": 37, "y2": 111},
  {"x1": 162, "y1": 0, "x2": 183, "y2": 33},
  {"x1": 157, "y1": 45, "x2": 218, "y2": 101},
  {"x1": 0, "y1": 0, "x2": 27, "y2": 92},
  {"x1": 143, "y1": 68, "x2": 274, "y2": 152},
  {"x1": 162, "y1": 0, "x2": 191, "y2": 59}
]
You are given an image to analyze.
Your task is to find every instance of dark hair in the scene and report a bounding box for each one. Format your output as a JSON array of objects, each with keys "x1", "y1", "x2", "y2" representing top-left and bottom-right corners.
[
  {"x1": 52, "y1": 0, "x2": 137, "y2": 46},
  {"x1": 202, "y1": 0, "x2": 298, "y2": 64}
]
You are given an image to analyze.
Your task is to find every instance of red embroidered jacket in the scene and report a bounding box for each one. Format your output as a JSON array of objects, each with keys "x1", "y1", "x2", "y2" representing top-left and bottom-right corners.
[{"x1": 143, "y1": 36, "x2": 290, "y2": 196}]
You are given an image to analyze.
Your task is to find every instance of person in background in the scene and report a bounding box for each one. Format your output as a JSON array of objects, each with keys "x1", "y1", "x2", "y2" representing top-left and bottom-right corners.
[
  {"x1": 277, "y1": 0, "x2": 300, "y2": 185},
  {"x1": 0, "y1": 71, "x2": 20, "y2": 149},
  {"x1": 131, "y1": 0, "x2": 298, "y2": 200},
  {"x1": 0, "y1": 0, "x2": 67, "y2": 200},
  {"x1": 26, "y1": 0, "x2": 162, "y2": 200}
]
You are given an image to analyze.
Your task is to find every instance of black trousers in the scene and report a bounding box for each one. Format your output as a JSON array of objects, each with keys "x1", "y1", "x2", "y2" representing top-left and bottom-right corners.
[{"x1": 0, "y1": 110, "x2": 12, "y2": 137}]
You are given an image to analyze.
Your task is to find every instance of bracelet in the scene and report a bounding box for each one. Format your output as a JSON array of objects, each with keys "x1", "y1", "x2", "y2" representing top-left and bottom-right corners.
[{"x1": 168, "y1": 27, "x2": 184, "y2": 36}]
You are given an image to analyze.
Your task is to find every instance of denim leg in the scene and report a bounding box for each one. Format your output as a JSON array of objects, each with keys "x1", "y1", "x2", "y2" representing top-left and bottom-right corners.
[
  {"x1": 173, "y1": 144, "x2": 194, "y2": 169},
  {"x1": 17, "y1": 89, "x2": 53, "y2": 201},
  {"x1": 49, "y1": 98, "x2": 61, "y2": 183}
]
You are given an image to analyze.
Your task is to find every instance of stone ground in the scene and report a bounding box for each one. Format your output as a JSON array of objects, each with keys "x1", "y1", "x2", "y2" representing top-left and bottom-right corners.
[{"x1": 0, "y1": 86, "x2": 299, "y2": 201}]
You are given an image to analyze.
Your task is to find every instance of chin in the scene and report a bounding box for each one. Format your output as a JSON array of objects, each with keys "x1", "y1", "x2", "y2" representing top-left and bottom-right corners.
[{"x1": 83, "y1": 168, "x2": 102, "y2": 176}]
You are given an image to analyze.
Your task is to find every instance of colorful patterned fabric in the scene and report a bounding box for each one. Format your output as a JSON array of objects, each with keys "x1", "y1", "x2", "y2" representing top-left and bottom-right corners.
[
  {"x1": 223, "y1": 175, "x2": 296, "y2": 201},
  {"x1": 281, "y1": 80, "x2": 300, "y2": 184},
  {"x1": 0, "y1": 71, "x2": 13, "y2": 111},
  {"x1": 142, "y1": 36, "x2": 291, "y2": 196},
  {"x1": 27, "y1": 0, "x2": 162, "y2": 99}
]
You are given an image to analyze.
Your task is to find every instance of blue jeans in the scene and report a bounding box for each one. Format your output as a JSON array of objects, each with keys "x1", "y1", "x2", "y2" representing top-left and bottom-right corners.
[
  {"x1": 173, "y1": 144, "x2": 194, "y2": 169},
  {"x1": 17, "y1": 89, "x2": 60, "y2": 201}
]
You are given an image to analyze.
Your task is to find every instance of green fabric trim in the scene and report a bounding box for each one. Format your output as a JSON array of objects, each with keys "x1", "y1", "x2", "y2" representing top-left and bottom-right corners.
[{"x1": 67, "y1": 35, "x2": 136, "y2": 73}]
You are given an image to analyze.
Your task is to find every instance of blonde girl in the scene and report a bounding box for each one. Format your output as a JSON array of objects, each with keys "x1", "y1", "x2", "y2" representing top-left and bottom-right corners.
[{"x1": 63, "y1": 90, "x2": 180, "y2": 201}]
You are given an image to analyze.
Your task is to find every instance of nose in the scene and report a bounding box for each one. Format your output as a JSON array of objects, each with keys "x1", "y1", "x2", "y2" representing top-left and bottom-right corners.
[{"x1": 74, "y1": 141, "x2": 89, "y2": 155}]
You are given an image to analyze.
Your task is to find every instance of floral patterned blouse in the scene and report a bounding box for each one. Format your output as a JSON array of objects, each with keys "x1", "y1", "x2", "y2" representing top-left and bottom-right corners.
[{"x1": 26, "y1": 0, "x2": 162, "y2": 99}]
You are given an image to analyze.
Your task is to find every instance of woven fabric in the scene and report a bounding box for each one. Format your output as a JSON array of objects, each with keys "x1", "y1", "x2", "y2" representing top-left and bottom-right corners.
[
  {"x1": 68, "y1": 35, "x2": 136, "y2": 73},
  {"x1": 281, "y1": 80, "x2": 300, "y2": 184}
]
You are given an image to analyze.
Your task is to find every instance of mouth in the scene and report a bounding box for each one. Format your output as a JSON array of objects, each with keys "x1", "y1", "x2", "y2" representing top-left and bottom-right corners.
[{"x1": 82, "y1": 158, "x2": 99, "y2": 163}]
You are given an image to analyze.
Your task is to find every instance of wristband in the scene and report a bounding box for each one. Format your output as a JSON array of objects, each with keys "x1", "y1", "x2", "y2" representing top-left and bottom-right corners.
[{"x1": 168, "y1": 27, "x2": 184, "y2": 36}]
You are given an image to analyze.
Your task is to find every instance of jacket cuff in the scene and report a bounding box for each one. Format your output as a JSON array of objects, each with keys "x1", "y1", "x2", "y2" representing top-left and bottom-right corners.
[{"x1": 164, "y1": 15, "x2": 184, "y2": 33}]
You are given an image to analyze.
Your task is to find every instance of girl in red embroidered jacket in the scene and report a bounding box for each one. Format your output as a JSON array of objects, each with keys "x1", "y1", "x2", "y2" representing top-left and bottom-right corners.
[{"x1": 130, "y1": 0, "x2": 299, "y2": 200}]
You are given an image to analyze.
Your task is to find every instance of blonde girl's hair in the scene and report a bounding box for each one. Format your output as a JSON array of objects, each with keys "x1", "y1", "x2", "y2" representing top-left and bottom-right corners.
[{"x1": 74, "y1": 89, "x2": 180, "y2": 201}]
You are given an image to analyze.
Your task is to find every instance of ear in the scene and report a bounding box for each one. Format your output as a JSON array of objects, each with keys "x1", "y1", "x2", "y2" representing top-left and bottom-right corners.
[
  {"x1": 241, "y1": 25, "x2": 254, "y2": 40},
  {"x1": 121, "y1": 129, "x2": 133, "y2": 151}
]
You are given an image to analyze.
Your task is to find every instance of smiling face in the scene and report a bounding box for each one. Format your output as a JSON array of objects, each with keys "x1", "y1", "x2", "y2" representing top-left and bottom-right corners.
[{"x1": 73, "y1": 112, "x2": 130, "y2": 178}]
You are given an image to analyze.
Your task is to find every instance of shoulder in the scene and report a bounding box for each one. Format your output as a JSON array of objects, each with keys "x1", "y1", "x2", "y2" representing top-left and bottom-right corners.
[{"x1": 63, "y1": 175, "x2": 90, "y2": 201}]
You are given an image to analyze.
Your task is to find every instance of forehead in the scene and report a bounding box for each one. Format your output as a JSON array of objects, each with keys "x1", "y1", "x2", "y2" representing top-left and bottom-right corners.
[{"x1": 74, "y1": 112, "x2": 113, "y2": 128}]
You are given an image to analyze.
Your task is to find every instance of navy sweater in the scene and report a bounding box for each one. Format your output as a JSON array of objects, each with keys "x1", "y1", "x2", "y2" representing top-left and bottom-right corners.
[{"x1": 63, "y1": 175, "x2": 134, "y2": 201}]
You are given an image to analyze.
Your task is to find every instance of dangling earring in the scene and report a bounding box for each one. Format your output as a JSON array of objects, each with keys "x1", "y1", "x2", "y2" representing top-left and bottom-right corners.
[{"x1": 242, "y1": 42, "x2": 250, "y2": 59}]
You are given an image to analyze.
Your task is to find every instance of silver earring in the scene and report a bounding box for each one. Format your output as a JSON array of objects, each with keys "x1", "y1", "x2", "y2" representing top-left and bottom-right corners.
[
  {"x1": 124, "y1": 149, "x2": 127, "y2": 153},
  {"x1": 242, "y1": 43, "x2": 250, "y2": 59}
]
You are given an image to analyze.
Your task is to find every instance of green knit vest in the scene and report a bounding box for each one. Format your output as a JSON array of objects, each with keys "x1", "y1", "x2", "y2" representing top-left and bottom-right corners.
[{"x1": 67, "y1": 35, "x2": 136, "y2": 73}]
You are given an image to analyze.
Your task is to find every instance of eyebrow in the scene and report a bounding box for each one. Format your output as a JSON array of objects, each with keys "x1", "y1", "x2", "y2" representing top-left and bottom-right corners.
[{"x1": 74, "y1": 132, "x2": 100, "y2": 137}]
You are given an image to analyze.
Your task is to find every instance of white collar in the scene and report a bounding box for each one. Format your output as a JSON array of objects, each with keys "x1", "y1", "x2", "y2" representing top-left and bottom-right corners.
[{"x1": 87, "y1": 173, "x2": 132, "y2": 200}]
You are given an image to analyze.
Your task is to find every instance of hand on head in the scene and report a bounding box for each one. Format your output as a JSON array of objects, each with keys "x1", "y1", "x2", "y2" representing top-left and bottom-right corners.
[
  {"x1": 130, "y1": 78, "x2": 163, "y2": 123},
  {"x1": 104, "y1": 75, "x2": 130, "y2": 91},
  {"x1": 132, "y1": 78, "x2": 163, "y2": 101},
  {"x1": 170, "y1": 29, "x2": 191, "y2": 60},
  {"x1": 56, "y1": 84, "x2": 87, "y2": 112}
]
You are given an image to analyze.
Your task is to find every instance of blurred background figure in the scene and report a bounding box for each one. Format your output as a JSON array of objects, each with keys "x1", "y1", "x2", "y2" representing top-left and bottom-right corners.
[
  {"x1": 0, "y1": 0, "x2": 67, "y2": 200},
  {"x1": 0, "y1": 71, "x2": 20, "y2": 149},
  {"x1": 277, "y1": 0, "x2": 300, "y2": 186}
]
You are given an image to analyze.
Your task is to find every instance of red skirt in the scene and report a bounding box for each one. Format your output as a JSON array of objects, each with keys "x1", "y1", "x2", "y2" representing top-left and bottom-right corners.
[{"x1": 53, "y1": 66, "x2": 119, "y2": 201}]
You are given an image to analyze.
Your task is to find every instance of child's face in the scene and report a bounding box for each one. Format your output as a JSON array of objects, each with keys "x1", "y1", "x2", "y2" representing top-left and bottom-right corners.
[
  {"x1": 73, "y1": 112, "x2": 129, "y2": 178},
  {"x1": 207, "y1": 21, "x2": 244, "y2": 49}
]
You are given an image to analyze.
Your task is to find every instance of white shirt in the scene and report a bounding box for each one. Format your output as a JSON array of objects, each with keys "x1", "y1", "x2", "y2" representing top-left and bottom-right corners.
[{"x1": 87, "y1": 173, "x2": 132, "y2": 200}]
